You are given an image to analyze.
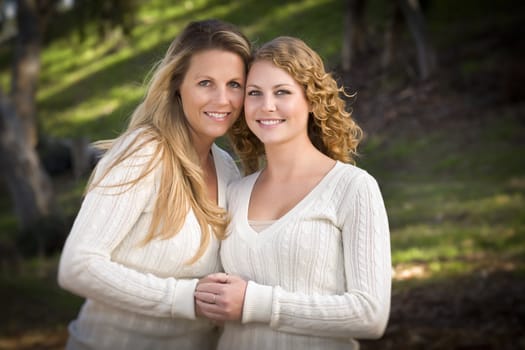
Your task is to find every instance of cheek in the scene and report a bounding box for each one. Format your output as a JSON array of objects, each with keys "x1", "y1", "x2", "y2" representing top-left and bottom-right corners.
[
  {"x1": 180, "y1": 90, "x2": 201, "y2": 112},
  {"x1": 243, "y1": 100, "x2": 256, "y2": 118},
  {"x1": 231, "y1": 92, "x2": 244, "y2": 109}
]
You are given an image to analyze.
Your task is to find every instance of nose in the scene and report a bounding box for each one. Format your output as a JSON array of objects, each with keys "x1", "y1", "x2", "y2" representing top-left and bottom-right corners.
[
  {"x1": 214, "y1": 87, "x2": 229, "y2": 105},
  {"x1": 262, "y1": 95, "x2": 276, "y2": 112}
]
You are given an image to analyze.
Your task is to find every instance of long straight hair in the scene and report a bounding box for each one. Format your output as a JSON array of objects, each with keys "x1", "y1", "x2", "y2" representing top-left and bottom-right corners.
[{"x1": 89, "y1": 20, "x2": 251, "y2": 264}]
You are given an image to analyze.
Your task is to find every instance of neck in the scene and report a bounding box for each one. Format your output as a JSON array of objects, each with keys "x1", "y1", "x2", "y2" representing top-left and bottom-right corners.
[
  {"x1": 192, "y1": 138, "x2": 214, "y2": 169},
  {"x1": 263, "y1": 140, "x2": 327, "y2": 180}
]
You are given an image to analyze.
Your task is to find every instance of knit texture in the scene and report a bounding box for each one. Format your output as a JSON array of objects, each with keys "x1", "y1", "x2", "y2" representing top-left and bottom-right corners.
[
  {"x1": 58, "y1": 130, "x2": 240, "y2": 350},
  {"x1": 219, "y1": 162, "x2": 391, "y2": 350}
]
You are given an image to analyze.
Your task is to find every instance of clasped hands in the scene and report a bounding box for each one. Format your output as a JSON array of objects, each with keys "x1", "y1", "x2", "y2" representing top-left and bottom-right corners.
[{"x1": 194, "y1": 272, "x2": 247, "y2": 323}]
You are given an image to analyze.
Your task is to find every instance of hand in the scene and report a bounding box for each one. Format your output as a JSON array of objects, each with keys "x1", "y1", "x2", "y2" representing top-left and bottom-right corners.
[{"x1": 194, "y1": 273, "x2": 247, "y2": 323}]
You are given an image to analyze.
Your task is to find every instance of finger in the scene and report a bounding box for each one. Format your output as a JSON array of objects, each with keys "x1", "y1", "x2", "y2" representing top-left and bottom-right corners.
[
  {"x1": 196, "y1": 300, "x2": 228, "y2": 321},
  {"x1": 211, "y1": 272, "x2": 229, "y2": 283},
  {"x1": 195, "y1": 282, "x2": 224, "y2": 294},
  {"x1": 225, "y1": 274, "x2": 246, "y2": 283},
  {"x1": 196, "y1": 310, "x2": 227, "y2": 323},
  {"x1": 198, "y1": 274, "x2": 221, "y2": 284},
  {"x1": 206, "y1": 272, "x2": 230, "y2": 283},
  {"x1": 194, "y1": 291, "x2": 208, "y2": 302},
  {"x1": 194, "y1": 291, "x2": 217, "y2": 304}
]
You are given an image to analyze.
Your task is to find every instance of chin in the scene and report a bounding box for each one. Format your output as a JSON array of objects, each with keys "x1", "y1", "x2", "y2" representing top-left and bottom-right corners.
[{"x1": 207, "y1": 128, "x2": 231, "y2": 139}]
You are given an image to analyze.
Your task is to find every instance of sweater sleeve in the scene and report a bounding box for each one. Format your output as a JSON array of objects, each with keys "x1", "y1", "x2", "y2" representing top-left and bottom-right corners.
[
  {"x1": 57, "y1": 135, "x2": 198, "y2": 320},
  {"x1": 242, "y1": 172, "x2": 392, "y2": 339}
]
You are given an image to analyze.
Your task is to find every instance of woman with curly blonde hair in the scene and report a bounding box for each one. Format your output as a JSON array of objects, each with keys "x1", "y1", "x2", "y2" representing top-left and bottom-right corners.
[
  {"x1": 195, "y1": 36, "x2": 392, "y2": 350},
  {"x1": 58, "y1": 19, "x2": 251, "y2": 349}
]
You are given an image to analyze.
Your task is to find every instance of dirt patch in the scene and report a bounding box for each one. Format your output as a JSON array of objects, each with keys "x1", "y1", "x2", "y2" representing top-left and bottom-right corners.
[{"x1": 361, "y1": 270, "x2": 525, "y2": 350}]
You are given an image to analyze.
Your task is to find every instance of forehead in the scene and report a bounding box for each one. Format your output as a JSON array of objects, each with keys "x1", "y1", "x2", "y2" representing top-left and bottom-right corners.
[
  {"x1": 247, "y1": 60, "x2": 298, "y2": 85},
  {"x1": 186, "y1": 49, "x2": 245, "y2": 75}
]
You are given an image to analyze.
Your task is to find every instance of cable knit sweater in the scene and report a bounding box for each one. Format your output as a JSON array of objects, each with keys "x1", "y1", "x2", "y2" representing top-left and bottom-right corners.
[
  {"x1": 219, "y1": 162, "x2": 391, "y2": 350},
  {"x1": 58, "y1": 131, "x2": 240, "y2": 350}
]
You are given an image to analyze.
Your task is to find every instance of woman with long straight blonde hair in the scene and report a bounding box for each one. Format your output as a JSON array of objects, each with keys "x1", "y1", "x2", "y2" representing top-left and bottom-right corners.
[{"x1": 58, "y1": 19, "x2": 251, "y2": 350}]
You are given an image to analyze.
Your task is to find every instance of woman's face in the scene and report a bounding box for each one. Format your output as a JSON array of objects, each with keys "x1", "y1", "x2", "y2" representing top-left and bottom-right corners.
[
  {"x1": 244, "y1": 60, "x2": 311, "y2": 147},
  {"x1": 179, "y1": 49, "x2": 245, "y2": 147}
]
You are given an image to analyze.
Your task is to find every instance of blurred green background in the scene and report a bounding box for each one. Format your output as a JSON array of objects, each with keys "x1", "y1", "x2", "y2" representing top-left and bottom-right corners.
[{"x1": 0, "y1": 0, "x2": 524, "y2": 349}]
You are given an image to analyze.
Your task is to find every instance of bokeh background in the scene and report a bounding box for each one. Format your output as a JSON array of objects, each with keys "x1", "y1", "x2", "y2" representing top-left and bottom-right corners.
[{"x1": 0, "y1": 0, "x2": 524, "y2": 349}]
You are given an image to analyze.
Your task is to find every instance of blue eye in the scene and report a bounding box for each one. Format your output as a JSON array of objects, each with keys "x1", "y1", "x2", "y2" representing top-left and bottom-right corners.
[
  {"x1": 275, "y1": 89, "x2": 291, "y2": 95},
  {"x1": 198, "y1": 80, "x2": 211, "y2": 87},
  {"x1": 229, "y1": 81, "x2": 242, "y2": 89},
  {"x1": 247, "y1": 90, "x2": 261, "y2": 96}
]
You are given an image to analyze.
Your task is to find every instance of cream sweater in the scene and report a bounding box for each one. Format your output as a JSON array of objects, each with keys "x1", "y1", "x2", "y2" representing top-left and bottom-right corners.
[
  {"x1": 58, "y1": 131, "x2": 240, "y2": 350},
  {"x1": 219, "y1": 162, "x2": 391, "y2": 350}
]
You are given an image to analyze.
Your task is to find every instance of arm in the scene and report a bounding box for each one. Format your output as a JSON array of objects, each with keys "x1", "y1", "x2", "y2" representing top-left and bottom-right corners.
[
  {"x1": 58, "y1": 138, "x2": 199, "y2": 320},
  {"x1": 245, "y1": 173, "x2": 391, "y2": 339},
  {"x1": 198, "y1": 172, "x2": 392, "y2": 339}
]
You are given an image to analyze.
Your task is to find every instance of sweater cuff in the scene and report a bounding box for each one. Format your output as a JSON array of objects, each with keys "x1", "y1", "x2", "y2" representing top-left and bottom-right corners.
[
  {"x1": 172, "y1": 278, "x2": 199, "y2": 320},
  {"x1": 242, "y1": 281, "x2": 273, "y2": 324}
]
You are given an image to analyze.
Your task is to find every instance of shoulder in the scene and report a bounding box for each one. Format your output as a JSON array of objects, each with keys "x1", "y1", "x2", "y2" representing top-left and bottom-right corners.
[
  {"x1": 110, "y1": 128, "x2": 159, "y2": 158},
  {"x1": 212, "y1": 143, "x2": 235, "y2": 162},
  {"x1": 333, "y1": 162, "x2": 382, "y2": 196},
  {"x1": 335, "y1": 162, "x2": 373, "y2": 182},
  {"x1": 94, "y1": 128, "x2": 161, "y2": 179},
  {"x1": 227, "y1": 171, "x2": 259, "y2": 198},
  {"x1": 212, "y1": 144, "x2": 240, "y2": 179}
]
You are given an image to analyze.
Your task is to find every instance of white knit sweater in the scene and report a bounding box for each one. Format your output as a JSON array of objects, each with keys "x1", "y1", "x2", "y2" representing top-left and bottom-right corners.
[
  {"x1": 219, "y1": 162, "x2": 391, "y2": 350},
  {"x1": 58, "y1": 131, "x2": 240, "y2": 350}
]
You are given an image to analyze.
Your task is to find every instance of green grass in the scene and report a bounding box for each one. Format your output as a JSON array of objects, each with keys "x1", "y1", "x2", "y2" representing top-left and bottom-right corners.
[
  {"x1": 358, "y1": 109, "x2": 525, "y2": 277},
  {"x1": 31, "y1": 0, "x2": 344, "y2": 141}
]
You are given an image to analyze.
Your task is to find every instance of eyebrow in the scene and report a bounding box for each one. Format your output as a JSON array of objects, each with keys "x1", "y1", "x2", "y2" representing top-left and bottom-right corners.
[
  {"x1": 192, "y1": 75, "x2": 244, "y2": 81},
  {"x1": 246, "y1": 83, "x2": 294, "y2": 89}
]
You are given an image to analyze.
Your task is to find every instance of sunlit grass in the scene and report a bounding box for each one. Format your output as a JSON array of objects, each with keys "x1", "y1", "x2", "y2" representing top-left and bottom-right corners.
[
  {"x1": 30, "y1": 0, "x2": 346, "y2": 144},
  {"x1": 241, "y1": 0, "x2": 342, "y2": 63},
  {"x1": 392, "y1": 223, "x2": 524, "y2": 261},
  {"x1": 41, "y1": 83, "x2": 144, "y2": 138},
  {"x1": 39, "y1": 40, "x2": 140, "y2": 103}
]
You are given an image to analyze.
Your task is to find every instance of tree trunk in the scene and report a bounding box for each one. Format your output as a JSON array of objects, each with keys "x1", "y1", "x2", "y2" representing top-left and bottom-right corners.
[
  {"x1": 12, "y1": 0, "x2": 43, "y2": 147},
  {"x1": 0, "y1": 91, "x2": 55, "y2": 231},
  {"x1": 341, "y1": 0, "x2": 367, "y2": 72},
  {"x1": 382, "y1": 3, "x2": 404, "y2": 69},
  {"x1": 398, "y1": 0, "x2": 436, "y2": 79},
  {"x1": 0, "y1": 0, "x2": 58, "y2": 233}
]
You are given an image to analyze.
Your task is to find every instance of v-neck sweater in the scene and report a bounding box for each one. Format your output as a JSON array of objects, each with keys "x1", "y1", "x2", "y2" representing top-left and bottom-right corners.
[
  {"x1": 219, "y1": 162, "x2": 391, "y2": 350},
  {"x1": 57, "y1": 129, "x2": 240, "y2": 350}
]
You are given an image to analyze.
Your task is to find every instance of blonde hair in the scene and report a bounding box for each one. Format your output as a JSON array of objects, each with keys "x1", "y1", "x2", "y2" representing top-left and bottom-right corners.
[
  {"x1": 89, "y1": 19, "x2": 251, "y2": 264},
  {"x1": 230, "y1": 36, "x2": 362, "y2": 174}
]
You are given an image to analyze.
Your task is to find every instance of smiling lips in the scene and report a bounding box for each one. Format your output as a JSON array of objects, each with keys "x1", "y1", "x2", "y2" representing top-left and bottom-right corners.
[
  {"x1": 205, "y1": 112, "x2": 230, "y2": 121},
  {"x1": 257, "y1": 119, "x2": 285, "y2": 126}
]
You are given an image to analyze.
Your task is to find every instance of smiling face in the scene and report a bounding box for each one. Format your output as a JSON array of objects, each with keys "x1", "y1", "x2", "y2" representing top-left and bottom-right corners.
[
  {"x1": 179, "y1": 49, "x2": 246, "y2": 147},
  {"x1": 244, "y1": 60, "x2": 311, "y2": 147}
]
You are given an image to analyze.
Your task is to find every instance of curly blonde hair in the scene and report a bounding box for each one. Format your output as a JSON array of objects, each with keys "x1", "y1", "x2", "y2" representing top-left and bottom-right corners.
[
  {"x1": 230, "y1": 36, "x2": 362, "y2": 175},
  {"x1": 89, "y1": 20, "x2": 251, "y2": 264}
]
